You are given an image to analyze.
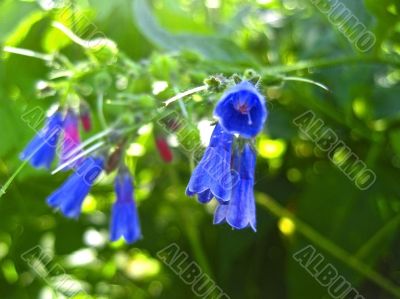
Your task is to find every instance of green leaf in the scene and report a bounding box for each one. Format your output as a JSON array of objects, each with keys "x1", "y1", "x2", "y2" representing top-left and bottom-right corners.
[
  {"x1": 132, "y1": 0, "x2": 255, "y2": 65},
  {"x1": 0, "y1": 0, "x2": 43, "y2": 45}
]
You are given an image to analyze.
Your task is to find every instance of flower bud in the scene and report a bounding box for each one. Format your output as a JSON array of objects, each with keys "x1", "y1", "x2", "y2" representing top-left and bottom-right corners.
[
  {"x1": 79, "y1": 102, "x2": 92, "y2": 132},
  {"x1": 155, "y1": 136, "x2": 173, "y2": 163}
]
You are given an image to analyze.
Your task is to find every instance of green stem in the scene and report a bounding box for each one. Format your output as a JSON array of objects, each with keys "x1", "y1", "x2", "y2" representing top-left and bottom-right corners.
[
  {"x1": 262, "y1": 56, "x2": 400, "y2": 75},
  {"x1": 184, "y1": 220, "x2": 214, "y2": 279},
  {"x1": 283, "y1": 76, "x2": 330, "y2": 92},
  {"x1": 52, "y1": 22, "x2": 90, "y2": 48},
  {"x1": 168, "y1": 167, "x2": 214, "y2": 279},
  {"x1": 256, "y1": 196, "x2": 400, "y2": 298},
  {"x1": 97, "y1": 91, "x2": 108, "y2": 129},
  {"x1": 163, "y1": 85, "x2": 207, "y2": 106},
  {"x1": 0, "y1": 160, "x2": 30, "y2": 199},
  {"x1": 2, "y1": 46, "x2": 53, "y2": 62},
  {"x1": 355, "y1": 214, "x2": 400, "y2": 261},
  {"x1": 178, "y1": 99, "x2": 189, "y2": 119}
]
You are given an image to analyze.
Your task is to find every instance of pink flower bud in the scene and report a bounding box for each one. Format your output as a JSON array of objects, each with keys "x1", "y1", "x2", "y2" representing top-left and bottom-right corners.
[
  {"x1": 79, "y1": 103, "x2": 92, "y2": 132},
  {"x1": 155, "y1": 136, "x2": 173, "y2": 163}
]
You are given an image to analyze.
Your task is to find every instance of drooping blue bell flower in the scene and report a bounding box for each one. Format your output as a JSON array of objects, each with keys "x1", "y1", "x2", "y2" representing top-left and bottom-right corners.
[
  {"x1": 186, "y1": 124, "x2": 237, "y2": 203},
  {"x1": 47, "y1": 157, "x2": 104, "y2": 218},
  {"x1": 110, "y1": 170, "x2": 142, "y2": 244},
  {"x1": 20, "y1": 112, "x2": 63, "y2": 169},
  {"x1": 59, "y1": 110, "x2": 82, "y2": 167},
  {"x1": 214, "y1": 144, "x2": 257, "y2": 231},
  {"x1": 214, "y1": 81, "x2": 267, "y2": 139}
]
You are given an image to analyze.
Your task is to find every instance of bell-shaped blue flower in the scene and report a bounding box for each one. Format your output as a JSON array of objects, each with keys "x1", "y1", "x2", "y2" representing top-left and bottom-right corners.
[
  {"x1": 110, "y1": 170, "x2": 141, "y2": 244},
  {"x1": 214, "y1": 144, "x2": 257, "y2": 231},
  {"x1": 214, "y1": 81, "x2": 267, "y2": 139},
  {"x1": 20, "y1": 112, "x2": 63, "y2": 169},
  {"x1": 60, "y1": 110, "x2": 82, "y2": 167},
  {"x1": 47, "y1": 157, "x2": 104, "y2": 218},
  {"x1": 186, "y1": 124, "x2": 236, "y2": 203}
]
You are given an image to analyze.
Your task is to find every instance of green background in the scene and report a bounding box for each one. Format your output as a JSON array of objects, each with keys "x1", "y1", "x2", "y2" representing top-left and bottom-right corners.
[{"x1": 1, "y1": 0, "x2": 400, "y2": 298}]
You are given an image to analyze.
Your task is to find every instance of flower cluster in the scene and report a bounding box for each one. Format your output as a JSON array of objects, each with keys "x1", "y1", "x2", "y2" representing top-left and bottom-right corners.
[
  {"x1": 20, "y1": 108, "x2": 141, "y2": 244},
  {"x1": 19, "y1": 78, "x2": 266, "y2": 244},
  {"x1": 186, "y1": 81, "x2": 267, "y2": 231}
]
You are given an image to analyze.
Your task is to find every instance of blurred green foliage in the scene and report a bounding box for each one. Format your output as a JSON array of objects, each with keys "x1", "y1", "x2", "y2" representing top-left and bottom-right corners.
[{"x1": 0, "y1": 0, "x2": 400, "y2": 298}]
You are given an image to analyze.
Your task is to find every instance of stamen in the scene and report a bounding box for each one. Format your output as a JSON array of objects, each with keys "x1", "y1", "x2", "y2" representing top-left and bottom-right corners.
[
  {"x1": 234, "y1": 102, "x2": 253, "y2": 125},
  {"x1": 247, "y1": 112, "x2": 252, "y2": 125},
  {"x1": 237, "y1": 103, "x2": 249, "y2": 114}
]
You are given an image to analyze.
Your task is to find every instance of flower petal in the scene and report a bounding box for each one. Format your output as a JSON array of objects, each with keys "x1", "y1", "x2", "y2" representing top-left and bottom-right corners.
[
  {"x1": 214, "y1": 81, "x2": 267, "y2": 138},
  {"x1": 110, "y1": 171, "x2": 141, "y2": 244},
  {"x1": 186, "y1": 124, "x2": 234, "y2": 202},
  {"x1": 110, "y1": 201, "x2": 141, "y2": 244},
  {"x1": 47, "y1": 157, "x2": 103, "y2": 218},
  {"x1": 20, "y1": 112, "x2": 63, "y2": 169},
  {"x1": 213, "y1": 144, "x2": 257, "y2": 231}
]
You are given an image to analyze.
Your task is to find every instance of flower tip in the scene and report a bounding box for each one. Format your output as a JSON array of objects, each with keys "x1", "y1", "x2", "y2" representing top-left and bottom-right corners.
[
  {"x1": 185, "y1": 187, "x2": 194, "y2": 197},
  {"x1": 111, "y1": 175, "x2": 142, "y2": 246},
  {"x1": 46, "y1": 196, "x2": 81, "y2": 219},
  {"x1": 62, "y1": 209, "x2": 81, "y2": 219},
  {"x1": 111, "y1": 234, "x2": 142, "y2": 245},
  {"x1": 110, "y1": 229, "x2": 142, "y2": 245},
  {"x1": 125, "y1": 234, "x2": 143, "y2": 245}
]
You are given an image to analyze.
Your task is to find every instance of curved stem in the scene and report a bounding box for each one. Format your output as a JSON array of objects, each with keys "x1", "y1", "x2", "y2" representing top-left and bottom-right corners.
[
  {"x1": 256, "y1": 195, "x2": 400, "y2": 298},
  {"x1": 163, "y1": 85, "x2": 208, "y2": 106},
  {"x1": 52, "y1": 21, "x2": 111, "y2": 49},
  {"x1": 52, "y1": 22, "x2": 90, "y2": 48},
  {"x1": 283, "y1": 76, "x2": 330, "y2": 92}
]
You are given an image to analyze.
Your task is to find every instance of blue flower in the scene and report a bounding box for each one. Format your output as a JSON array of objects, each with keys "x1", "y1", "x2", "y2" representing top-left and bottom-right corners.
[
  {"x1": 214, "y1": 81, "x2": 267, "y2": 139},
  {"x1": 47, "y1": 157, "x2": 104, "y2": 218},
  {"x1": 60, "y1": 110, "x2": 82, "y2": 167},
  {"x1": 20, "y1": 112, "x2": 63, "y2": 169},
  {"x1": 214, "y1": 144, "x2": 257, "y2": 231},
  {"x1": 110, "y1": 171, "x2": 141, "y2": 244},
  {"x1": 186, "y1": 124, "x2": 237, "y2": 203}
]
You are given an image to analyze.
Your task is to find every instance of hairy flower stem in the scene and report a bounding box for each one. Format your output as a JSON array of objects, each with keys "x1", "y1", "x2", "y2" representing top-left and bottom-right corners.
[{"x1": 163, "y1": 85, "x2": 208, "y2": 106}]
